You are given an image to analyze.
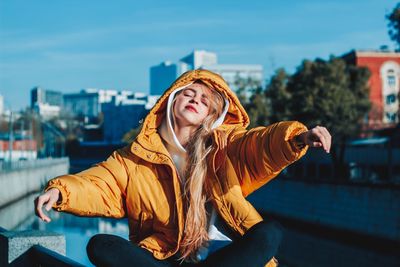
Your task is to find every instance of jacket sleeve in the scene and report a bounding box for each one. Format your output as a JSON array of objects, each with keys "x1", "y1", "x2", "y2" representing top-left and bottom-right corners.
[
  {"x1": 45, "y1": 147, "x2": 130, "y2": 218},
  {"x1": 226, "y1": 121, "x2": 308, "y2": 196}
]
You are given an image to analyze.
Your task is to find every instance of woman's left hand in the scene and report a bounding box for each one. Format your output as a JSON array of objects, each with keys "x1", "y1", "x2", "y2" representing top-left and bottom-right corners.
[{"x1": 296, "y1": 126, "x2": 332, "y2": 153}]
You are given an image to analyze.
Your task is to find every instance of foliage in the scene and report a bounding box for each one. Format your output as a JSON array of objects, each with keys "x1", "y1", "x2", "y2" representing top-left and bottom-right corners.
[
  {"x1": 234, "y1": 76, "x2": 269, "y2": 128},
  {"x1": 265, "y1": 68, "x2": 292, "y2": 122},
  {"x1": 387, "y1": 3, "x2": 400, "y2": 51},
  {"x1": 266, "y1": 57, "x2": 371, "y2": 178}
]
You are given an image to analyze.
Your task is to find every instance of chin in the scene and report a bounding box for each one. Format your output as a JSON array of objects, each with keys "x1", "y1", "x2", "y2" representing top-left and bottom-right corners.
[{"x1": 177, "y1": 114, "x2": 201, "y2": 126}]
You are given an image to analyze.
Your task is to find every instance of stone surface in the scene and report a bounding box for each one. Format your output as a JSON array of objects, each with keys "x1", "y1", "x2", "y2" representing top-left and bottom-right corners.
[{"x1": 0, "y1": 230, "x2": 65, "y2": 265}]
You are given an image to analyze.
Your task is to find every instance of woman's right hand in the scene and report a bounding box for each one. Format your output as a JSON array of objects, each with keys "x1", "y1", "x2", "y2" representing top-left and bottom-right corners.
[{"x1": 34, "y1": 188, "x2": 61, "y2": 222}]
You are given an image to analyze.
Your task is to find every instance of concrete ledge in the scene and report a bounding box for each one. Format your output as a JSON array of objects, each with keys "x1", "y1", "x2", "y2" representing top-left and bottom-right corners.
[
  {"x1": 0, "y1": 229, "x2": 65, "y2": 266},
  {"x1": 29, "y1": 245, "x2": 85, "y2": 267}
]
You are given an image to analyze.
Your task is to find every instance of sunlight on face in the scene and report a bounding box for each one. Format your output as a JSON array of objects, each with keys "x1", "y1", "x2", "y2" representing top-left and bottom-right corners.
[{"x1": 173, "y1": 83, "x2": 212, "y2": 128}]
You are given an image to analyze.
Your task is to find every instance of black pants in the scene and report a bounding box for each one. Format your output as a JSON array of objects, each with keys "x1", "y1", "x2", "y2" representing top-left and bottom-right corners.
[{"x1": 87, "y1": 220, "x2": 283, "y2": 267}]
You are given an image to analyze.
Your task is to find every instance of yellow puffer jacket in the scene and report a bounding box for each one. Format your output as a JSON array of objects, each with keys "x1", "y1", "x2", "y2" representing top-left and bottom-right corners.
[{"x1": 47, "y1": 69, "x2": 308, "y2": 266}]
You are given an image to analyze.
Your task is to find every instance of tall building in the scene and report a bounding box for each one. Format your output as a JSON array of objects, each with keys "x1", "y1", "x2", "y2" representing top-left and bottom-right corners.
[
  {"x1": 33, "y1": 103, "x2": 61, "y2": 120},
  {"x1": 102, "y1": 97, "x2": 149, "y2": 142},
  {"x1": 63, "y1": 89, "x2": 135, "y2": 119},
  {"x1": 30, "y1": 87, "x2": 63, "y2": 119},
  {"x1": 343, "y1": 50, "x2": 400, "y2": 130},
  {"x1": 31, "y1": 87, "x2": 63, "y2": 108},
  {"x1": 149, "y1": 50, "x2": 263, "y2": 94},
  {"x1": 180, "y1": 50, "x2": 218, "y2": 70},
  {"x1": 150, "y1": 61, "x2": 178, "y2": 95},
  {"x1": 63, "y1": 91, "x2": 100, "y2": 119},
  {"x1": 202, "y1": 64, "x2": 263, "y2": 90}
]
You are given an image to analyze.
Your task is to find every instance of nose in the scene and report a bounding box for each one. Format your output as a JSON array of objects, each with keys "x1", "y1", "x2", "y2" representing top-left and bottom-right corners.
[{"x1": 189, "y1": 95, "x2": 201, "y2": 104}]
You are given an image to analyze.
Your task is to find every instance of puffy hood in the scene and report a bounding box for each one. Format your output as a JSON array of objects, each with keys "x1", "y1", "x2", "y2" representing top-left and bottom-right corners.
[{"x1": 135, "y1": 69, "x2": 250, "y2": 152}]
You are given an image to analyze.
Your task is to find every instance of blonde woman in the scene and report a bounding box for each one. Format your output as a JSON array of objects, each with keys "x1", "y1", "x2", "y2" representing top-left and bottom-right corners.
[{"x1": 35, "y1": 69, "x2": 331, "y2": 267}]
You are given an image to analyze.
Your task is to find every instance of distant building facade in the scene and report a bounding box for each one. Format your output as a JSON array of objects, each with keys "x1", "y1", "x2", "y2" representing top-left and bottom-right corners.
[
  {"x1": 202, "y1": 64, "x2": 263, "y2": 90},
  {"x1": 102, "y1": 97, "x2": 148, "y2": 142},
  {"x1": 149, "y1": 50, "x2": 263, "y2": 94},
  {"x1": 31, "y1": 87, "x2": 63, "y2": 108},
  {"x1": 34, "y1": 104, "x2": 61, "y2": 120},
  {"x1": 343, "y1": 50, "x2": 400, "y2": 130},
  {"x1": 62, "y1": 89, "x2": 141, "y2": 120},
  {"x1": 30, "y1": 87, "x2": 63, "y2": 119},
  {"x1": 63, "y1": 91, "x2": 100, "y2": 119},
  {"x1": 180, "y1": 50, "x2": 218, "y2": 69},
  {"x1": 62, "y1": 88, "x2": 155, "y2": 142},
  {"x1": 150, "y1": 61, "x2": 178, "y2": 95}
]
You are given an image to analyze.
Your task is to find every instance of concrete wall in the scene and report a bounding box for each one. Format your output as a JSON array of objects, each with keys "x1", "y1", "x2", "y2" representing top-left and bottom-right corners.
[
  {"x1": 248, "y1": 178, "x2": 400, "y2": 241},
  {"x1": 0, "y1": 158, "x2": 69, "y2": 209}
]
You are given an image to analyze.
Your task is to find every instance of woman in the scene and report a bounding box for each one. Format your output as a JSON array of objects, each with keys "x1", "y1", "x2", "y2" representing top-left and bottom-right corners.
[{"x1": 35, "y1": 69, "x2": 331, "y2": 267}]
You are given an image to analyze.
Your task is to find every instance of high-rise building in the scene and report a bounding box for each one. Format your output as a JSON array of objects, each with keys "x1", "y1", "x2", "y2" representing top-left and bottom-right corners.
[
  {"x1": 30, "y1": 87, "x2": 63, "y2": 118},
  {"x1": 31, "y1": 87, "x2": 63, "y2": 108},
  {"x1": 149, "y1": 50, "x2": 263, "y2": 94},
  {"x1": 102, "y1": 97, "x2": 149, "y2": 142},
  {"x1": 343, "y1": 50, "x2": 400, "y2": 130},
  {"x1": 202, "y1": 64, "x2": 263, "y2": 90},
  {"x1": 63, "y1": 91, "x2": 100, "y2": 119},
  {"x1": 180, "y1": 50, "x2": 218, "y2": 70},
  {"x1": 150, "y1": 61, "x2": 178, "y2": 95},
  {"x1": 63, "y1": 89, "x2": 133, "y2": 118}
]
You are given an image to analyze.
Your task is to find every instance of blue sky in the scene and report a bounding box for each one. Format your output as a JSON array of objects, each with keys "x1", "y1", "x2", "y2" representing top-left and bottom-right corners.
[{"x1": 0, "y1": 0, "x2": 398, "y2": 110}]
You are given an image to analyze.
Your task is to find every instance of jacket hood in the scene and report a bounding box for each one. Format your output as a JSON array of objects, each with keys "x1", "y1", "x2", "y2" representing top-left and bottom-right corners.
[{"x1": 135, "y1": 69, "x2": 250, "y2": 152}]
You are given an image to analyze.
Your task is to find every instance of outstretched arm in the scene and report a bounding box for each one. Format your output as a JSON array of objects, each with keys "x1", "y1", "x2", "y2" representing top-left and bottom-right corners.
[
  {"x1": 35, "y1": 147, "x2": 131, "y2": 222},
  {"x1": 227, "y1": 121, "x2": 331, "y2": 196}
]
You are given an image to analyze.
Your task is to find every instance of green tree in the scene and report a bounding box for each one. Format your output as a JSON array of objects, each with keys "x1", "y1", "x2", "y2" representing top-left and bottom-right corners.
[
  {"x1": 266, "y1": 57, "x2": 371, "y2": 179},
  {"x1": 245, "y1": 87, "x2": 270, "y2": 128},
  {"x1": 234, "y1": 75, "x2": 261, "y2": 104},
  {"x1": 233, "y1": 75, "x2": 269, "y2": 128},
  {"x1": 265, "y1": 68, "x2": 292, "y2": 122},
  {"x1": 387, "y1": 3, "x2": 400, "y2": 51}
]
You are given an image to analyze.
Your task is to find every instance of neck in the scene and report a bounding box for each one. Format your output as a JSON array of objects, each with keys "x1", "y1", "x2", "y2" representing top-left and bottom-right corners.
[{"x1": 173, "y1": 123, "x2": 198, "y2": 148}]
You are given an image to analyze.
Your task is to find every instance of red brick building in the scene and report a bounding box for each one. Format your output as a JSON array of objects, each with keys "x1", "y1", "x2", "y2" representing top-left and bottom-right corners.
[{"x1": 343, "y1": 50, "x2": 400, "y2": 131}]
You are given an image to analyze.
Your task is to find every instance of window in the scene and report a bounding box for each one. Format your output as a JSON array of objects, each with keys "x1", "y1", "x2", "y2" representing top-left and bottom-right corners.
[
  {"x1": 387, "y1": 70, "x2": 397, "y2": 87},
  {"x1": 386, "y1": 112, "x2": 397, "y2": 122},
  {"x1": 388, "y1": 75, "x2": 396, "y2": 87},
  {"x1": 386, "y1": 93, "x2": 397, "y2": 105}
]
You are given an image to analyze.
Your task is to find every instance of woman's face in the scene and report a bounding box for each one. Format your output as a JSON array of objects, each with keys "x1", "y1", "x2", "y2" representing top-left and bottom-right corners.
[{"x1": 173, "y1": 83, "x2": 212, "y2": 128}]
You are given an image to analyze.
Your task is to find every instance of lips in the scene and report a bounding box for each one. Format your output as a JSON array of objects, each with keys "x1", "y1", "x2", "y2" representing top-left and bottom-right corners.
[{"x1": 185, "y1": 105, "x2": 198, "y2": 113}]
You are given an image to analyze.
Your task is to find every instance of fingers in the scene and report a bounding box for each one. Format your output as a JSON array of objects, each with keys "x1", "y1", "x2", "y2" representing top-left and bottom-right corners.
[
  {"x1": 35, "y1": 193, "x2": 52, "y2": 223},
  {"x1": 45, "y1": 192, "x2": 58, "y2": 211},
  {"x1": 312, "y1": 142, "x2": 323, "y2": 147},
  {"x1": 320, "y1": 127, "x2": 332, "y2": 152},
  {"x1": 310, "y1": 126, "x2": 331, "y2": 153}
]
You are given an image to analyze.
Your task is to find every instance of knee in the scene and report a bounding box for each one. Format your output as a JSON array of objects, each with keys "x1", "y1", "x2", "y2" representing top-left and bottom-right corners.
[
  {"x1": 86, "y1": 234, "x2": 115, "y2": 263},
  {"x1": 87, "y1": 234, "x2": 108, "y2": 250},
  {"x1": 248, "y1": 220, "x2": 283, "y2": 248}
]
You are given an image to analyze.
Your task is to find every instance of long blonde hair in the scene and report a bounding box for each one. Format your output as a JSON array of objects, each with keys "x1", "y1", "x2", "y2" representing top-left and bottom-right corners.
[{"x1": 172, "y1": 80, "x2": 225, "y2": 262}]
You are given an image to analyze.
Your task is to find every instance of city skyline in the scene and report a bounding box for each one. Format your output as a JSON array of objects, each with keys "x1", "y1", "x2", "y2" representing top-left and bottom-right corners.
[{"x1": 0, "y1": 0, "x2": 398, "y2": 111}]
